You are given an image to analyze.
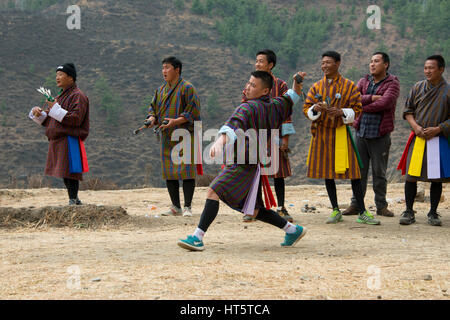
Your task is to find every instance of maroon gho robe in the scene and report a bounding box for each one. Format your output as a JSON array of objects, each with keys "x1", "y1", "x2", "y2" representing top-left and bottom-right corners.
[{"x1": 41, "y1": 84, "x2": 89, "y2": 180}]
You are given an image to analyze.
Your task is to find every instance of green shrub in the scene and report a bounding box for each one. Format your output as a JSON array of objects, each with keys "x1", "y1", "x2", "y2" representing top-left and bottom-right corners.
[{"x1": 94, "y1": 77, "x2": 123, "y2": 126}]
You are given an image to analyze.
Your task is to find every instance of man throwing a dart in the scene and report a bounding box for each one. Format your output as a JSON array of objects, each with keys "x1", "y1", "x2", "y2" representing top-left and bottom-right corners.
[{"x1": 178, "y1": 70, "x2": 306, "y2": 251}]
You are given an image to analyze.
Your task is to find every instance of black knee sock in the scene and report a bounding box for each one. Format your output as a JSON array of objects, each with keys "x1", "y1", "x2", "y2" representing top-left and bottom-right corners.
[
  {"x1": 63, "y1": 178, "x2": 79, "y2": 200},
  {"x1": 405, "y1": 181, "x2": 417, "y2": 212},
  {"x1": 273, "y1": 178, "x2": 285, "y2": 208},
  {"x1": 198, "y1": 199, "x2": 219, "y2": 232},
  {"x1": 255, "y1": 207, "x2": 288, "y2": 229},
  {"x1": 166, "y1": 180, "x2": 181, "y2": 209},
  {"x1": 182, "y1": 179, "x2": 195, "y2": 208},
  {"x1": 351, "y1": 179, "x2": 366, "y2": 214},
  {"x1": 430, "y1": 182, "x2": 442, "y2": 214},
  {"x1": 325, "y1": 179, "x2": 339, "y2": 210}
]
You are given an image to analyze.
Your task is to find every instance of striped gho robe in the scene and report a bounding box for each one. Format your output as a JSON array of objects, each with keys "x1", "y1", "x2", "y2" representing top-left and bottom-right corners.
[
  {"x1": 401, "y1": 78, "x2": 450, "y2": 182},
  {"x1": 147, "y1": 77, "x2": 201, "y2": 180},
  {"x1": 303, "y1": 74, "x2": 362, "y2": 179},
  {"x1": 42, "y1": 84, "x2": 89, "y2": 180},
  {"x1": 242, "y1": 75, "x2": 292, "y2": 178},
  {"x1": 210, "y1": 91, "x2": 297, "y2": 212}
]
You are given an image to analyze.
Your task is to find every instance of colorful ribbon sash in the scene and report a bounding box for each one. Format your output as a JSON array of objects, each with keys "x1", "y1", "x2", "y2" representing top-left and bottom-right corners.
[
  {"x1": 427, "y1": 137, "x2": 440, "y2": 179},
  {"x1": 79, "y1": 138, "x2": 89, "y2": 173},
  {"x1": 242, "y1": 165, "x2": 261, "y2": 216},
  {"x1": 68, "y1": 136, "x2": 89, "y2": 174},
  {"x1": 408, "y1": 136, "x2": 426, "y2": 177},
  {"x1": 398, "y1": 132, "x2": 450, "y2": 179},
  {"x1": 440, "y1": 136, "x2": 450, "y2": 178},
  {"x1": 242, "y1": 165, "x2": 277, "y2": 216},
  {"x1": 335, "y1": 125, "x2": 349, "y2": 174}
]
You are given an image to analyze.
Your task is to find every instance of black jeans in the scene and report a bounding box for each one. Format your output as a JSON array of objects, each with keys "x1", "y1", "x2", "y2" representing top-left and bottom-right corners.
[{"x1": 351, "y1": 133, "x2": 391, "y2": 210}]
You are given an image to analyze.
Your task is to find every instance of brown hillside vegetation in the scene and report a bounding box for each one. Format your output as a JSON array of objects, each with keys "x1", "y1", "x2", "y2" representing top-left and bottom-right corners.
[
  {"x1": 0, "y1": 183, "x2": 449, "y2": 299},
  {"x1": 0, "y1": 0, "x2": 448, "y2": 189}
]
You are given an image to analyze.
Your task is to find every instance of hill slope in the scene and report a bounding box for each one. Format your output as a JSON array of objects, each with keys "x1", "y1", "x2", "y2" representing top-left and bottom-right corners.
[{"x1": 0, "y1": 0, "x2": 448, "y2": 188}]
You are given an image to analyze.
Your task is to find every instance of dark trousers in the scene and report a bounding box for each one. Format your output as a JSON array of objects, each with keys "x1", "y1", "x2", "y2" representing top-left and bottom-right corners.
[
  {"x1": 273, "y1": 177, "x2": 285, "y2": 208},
  {"x1": 351, "y1": 133, "x2": 391, "y2": 210},
  {"x1": 166, "y1": 179, "x2": 195, "y2": 209},
  {"x1": 63, "y1": 178, "x2": 79, "y2": 200}
]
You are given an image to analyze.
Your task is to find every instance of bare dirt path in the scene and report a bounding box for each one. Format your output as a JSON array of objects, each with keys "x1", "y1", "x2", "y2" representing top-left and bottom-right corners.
[{"x1": 0, "y1": 184, "x2": 449, "y2": 299}]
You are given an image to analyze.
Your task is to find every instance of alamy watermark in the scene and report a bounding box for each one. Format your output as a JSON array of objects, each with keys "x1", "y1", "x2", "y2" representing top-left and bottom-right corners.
[
  {"x1": 366, "y1": 5, "x2": 381, "y2": 30},
  {"x1": 66, "y1": 265, "x2": 81, "y2": 290},
  {"x1": 66, "y1": 5, "x2": 81, "y2": 30},
  {"x1": 366, "y1": 265, "x2": 381, "y2": 290}
]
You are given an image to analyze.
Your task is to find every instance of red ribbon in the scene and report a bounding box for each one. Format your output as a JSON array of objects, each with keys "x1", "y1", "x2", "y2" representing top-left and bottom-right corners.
[
  {"x1": 79, "y1": 137, "x2": 89, "y2": 173},
  {"x1": 261, "y1": 173, "x2": 277, "y2": 209},
  {"x1": 397, "y1": 131, "x2": 415, "y2": 175}
]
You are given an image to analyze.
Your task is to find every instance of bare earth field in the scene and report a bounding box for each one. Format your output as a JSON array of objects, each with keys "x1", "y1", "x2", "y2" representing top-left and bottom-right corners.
[{"x1": 0, "y1": 183, "x2": 449, "y2": 300}]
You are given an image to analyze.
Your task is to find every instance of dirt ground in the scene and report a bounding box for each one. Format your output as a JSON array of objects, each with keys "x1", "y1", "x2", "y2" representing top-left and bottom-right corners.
[{"x1": 0, "y1": 183, "x2": 449, "y2": 300}]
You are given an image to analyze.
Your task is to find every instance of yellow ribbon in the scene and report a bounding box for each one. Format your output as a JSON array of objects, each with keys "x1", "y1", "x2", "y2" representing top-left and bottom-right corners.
[
  {"x1": 307, "y1": 137, "x2": 313, "y2": 166},
  {"x1": 335, "y1": 125, "x2": 348, "y2": 174},
  {"x1": 408, "y1": 136, "x2": 426, "y2": 177}
]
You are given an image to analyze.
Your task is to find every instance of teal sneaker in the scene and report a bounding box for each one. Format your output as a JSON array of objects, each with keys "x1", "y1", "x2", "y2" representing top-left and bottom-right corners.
[
  {"x1": 281, "y1": 225, "x2": 307, "y2": 247},
  {"x1": 326, "y1": 208, "x2": 343, "y2": 224},
  {"x1": 177, "y1": 235, "x2": 204, "y2": 251},
  {"x1": 357, "y1": 211, "x2": 381, "y2": 225}
]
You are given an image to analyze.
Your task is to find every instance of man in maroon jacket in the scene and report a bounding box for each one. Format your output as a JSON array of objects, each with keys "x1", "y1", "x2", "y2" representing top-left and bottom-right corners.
[
  {"x1": 30, "y1": 63, "x2": 89, "y2": 205},
  {"x1": 343, "y1": 52, "x2": 400, "y2": 217}
]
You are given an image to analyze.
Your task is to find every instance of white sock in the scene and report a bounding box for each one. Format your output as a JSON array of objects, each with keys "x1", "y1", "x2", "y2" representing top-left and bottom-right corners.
[
  {"x1": 283, "y1": 222, "x2": 298, "y2": 234},
  {"x1": 193, "y1": 228, "x2": 205, "y2": 241}
]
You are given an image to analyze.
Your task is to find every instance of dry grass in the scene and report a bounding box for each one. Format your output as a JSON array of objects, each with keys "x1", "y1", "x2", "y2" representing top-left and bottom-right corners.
[
  {"x1": 0, "y1": 205, "x2": 128, "y2": 229},
  {"x1": 79, "y1": 178, "x2": 119, "y2": 191},
  {"x1": 26, "y1": 174, "x2": 51, "y2": 189}
]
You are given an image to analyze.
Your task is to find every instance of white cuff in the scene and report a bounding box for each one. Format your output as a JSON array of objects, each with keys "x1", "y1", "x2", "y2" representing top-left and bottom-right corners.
[
  {"x1": 48, "y1": 103, "x2": 67, "y2": 122},
  {"x1": 281, "y1": 122, "x2": 296, "y2": 136},
  {"x1": 342, "y1": 108, "x2": 355, "y2": 124},
  {"x1": 29, "y1": 108, "x2": 47, "y2": 125},
  {"x1": 285, "y1": 89, "x2": 300, "y2": 105},
  {"x1": 218, "y1": 125, "x2": 237, "y2": 144},
  {"x1": 307, "y1": 105, "x2": 321, "y2": 121}
]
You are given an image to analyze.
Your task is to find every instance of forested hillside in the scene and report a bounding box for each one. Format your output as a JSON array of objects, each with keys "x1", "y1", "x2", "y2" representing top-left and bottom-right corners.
[{"x1": 0, "y1": 0, "x2": 448, "y2": 189}]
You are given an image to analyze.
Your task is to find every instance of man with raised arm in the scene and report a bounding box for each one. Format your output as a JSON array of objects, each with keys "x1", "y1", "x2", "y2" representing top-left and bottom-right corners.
[{"x1": 178, "y1": 70, "x2": 306, "y2": 251}]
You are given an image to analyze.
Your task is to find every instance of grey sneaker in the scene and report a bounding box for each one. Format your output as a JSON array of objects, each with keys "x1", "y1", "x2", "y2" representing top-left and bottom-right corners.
[
  {"x1": 427, "y1": 212, "x2": 442, "y2": 226},
  {"x1": 357, "y1": 211, "x2": 381, "y2": 225},
  {"x1": 161, "y1": 205, "x2": 182, "y2": 216},
  {"x1": 68, "y1": 198, "x2": 82, "y2": 205},
  {"x1": 326, "y1": 209, "x2": 343, "y2": 224},
  {"x1": 182, "y1": 206, "x2": 193, "y2": 217},
  {"x1": 399, "y1": 210, "x2": 415, "y2": 225},
  {"x1": 242, "y1": 215, "x2": 255, "y2": 222}
]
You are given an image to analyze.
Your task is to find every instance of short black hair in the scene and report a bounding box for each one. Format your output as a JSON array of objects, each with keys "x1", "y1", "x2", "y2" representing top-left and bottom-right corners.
[
  {"x1": 373, "y1": 52, "x2": 390, "y2": 70},
  {"x1": 322, "y1": 51, "x2": 341, "y2": 62},
  {"x1": 256, "y1": 49, "x2": 277, "y2": 69},
  {"x1": 251, "y1": 70, "x2": 273, "y2": 90},
  {"x1": 162, "y1": 56, "x2": 182, "y2": 74},
  {"x1": 426, "y1": 55, "x2": 445, "y2": 69}
]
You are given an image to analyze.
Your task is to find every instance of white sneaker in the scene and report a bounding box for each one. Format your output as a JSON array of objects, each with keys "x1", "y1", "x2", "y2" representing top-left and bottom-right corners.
[
  {"x1": 161, "y1": 205, "x2": 182, "y2": 216},
  {"x1": 183, "y1": 206, "x2": 193, "y2": 217}
]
